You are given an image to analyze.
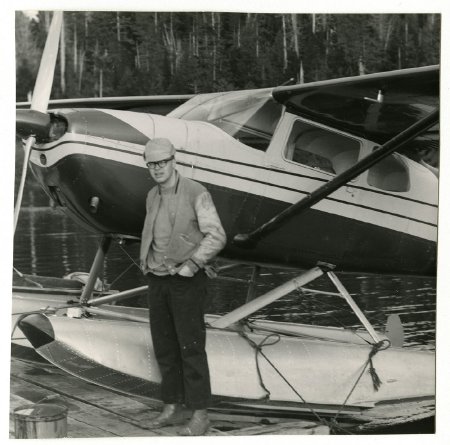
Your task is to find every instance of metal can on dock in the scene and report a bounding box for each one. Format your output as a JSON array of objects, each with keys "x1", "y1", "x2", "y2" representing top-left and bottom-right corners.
[{"x1": 13, "y1": 403, "x2": 68, "y2": 438}]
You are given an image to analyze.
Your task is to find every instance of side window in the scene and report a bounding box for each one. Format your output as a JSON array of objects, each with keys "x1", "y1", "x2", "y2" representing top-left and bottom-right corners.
[
  {"x1": 367, "y1": 152, "x2": 410, "y2": 192},
  {"x1": 285, "y1": 120, "x2": 360, "y2": 175}
]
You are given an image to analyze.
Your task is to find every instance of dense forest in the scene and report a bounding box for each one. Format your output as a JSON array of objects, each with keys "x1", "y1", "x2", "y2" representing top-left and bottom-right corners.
[{"x1": 15, "y1": 11, "x2": 440, "y2": 101}]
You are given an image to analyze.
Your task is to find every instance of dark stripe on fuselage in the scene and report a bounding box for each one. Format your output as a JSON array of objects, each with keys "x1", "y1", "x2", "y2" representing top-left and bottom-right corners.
[
  {"x1": 176, "y1": 161, "x2": 436, "y2": 229},
  {"x1": 33, "y1": 140, "x2": 437, "y2": 229},
  {"x1": 175, "y1": 150, "x2": 438, "y2": 209}
]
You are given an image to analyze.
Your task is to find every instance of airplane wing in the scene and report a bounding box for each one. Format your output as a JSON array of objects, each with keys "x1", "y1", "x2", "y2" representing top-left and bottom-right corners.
[
  {"x1": 16, "y1": 94, "x2": 193, "y2": 115},
  {"x1": 272, "y1": 65, "x2": 439, "y2": 144}
]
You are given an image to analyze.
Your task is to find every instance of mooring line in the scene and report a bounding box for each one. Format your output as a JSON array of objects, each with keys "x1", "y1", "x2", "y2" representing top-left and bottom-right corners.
[
  {"x1": 238, "y1": 323, "x2": 393, "y2": 434},
  {"x1": 331, "y1": 339, "x2": 390, "y2": 423}
]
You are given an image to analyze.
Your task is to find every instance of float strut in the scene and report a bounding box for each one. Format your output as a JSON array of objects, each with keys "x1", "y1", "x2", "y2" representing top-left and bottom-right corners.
[
  {"x1": 80, "y1": 236, "x2": 112, "y2": 304},
  {"x1": 327, "y1": 271, "x2": 381, "y2": 344},
  {"x1": 87, "y1": 285, "x2": 148, "y2": 307},
  {"x1": 210, "y1": 265, "x2": 326, "y2": 329}
]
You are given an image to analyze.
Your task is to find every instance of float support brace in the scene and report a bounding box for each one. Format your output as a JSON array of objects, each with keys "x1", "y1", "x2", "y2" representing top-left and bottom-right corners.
[
  {"x1": 210, "y1": 265, "x2": 326, "y2": 329},
  {"x1": 80, "y1": 236, "x2": 112, "y2": 304},
  {"x1": 87, "y1": 285, "x2": 148, "y2": 306},
  {"x1": 327, "y1": 271, "x2": 381, "y2": 344}
]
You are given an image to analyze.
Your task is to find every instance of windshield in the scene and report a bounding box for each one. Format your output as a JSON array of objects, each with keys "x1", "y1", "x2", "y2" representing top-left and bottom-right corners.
[{"x1": 168, "y1": 89, "x2": 283, "y2": 151}]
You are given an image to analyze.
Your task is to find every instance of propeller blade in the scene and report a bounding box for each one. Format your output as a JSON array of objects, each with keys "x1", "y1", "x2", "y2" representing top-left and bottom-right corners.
[
  {"x1": 31, "y1": 11, "x2": 63, "y2": 112},
  {"x1": 14, "y1": 11, "x2": 63, "y2": 234},
  {"x1": 14, "y1": 136, "x2": 36, "y2": 232}
]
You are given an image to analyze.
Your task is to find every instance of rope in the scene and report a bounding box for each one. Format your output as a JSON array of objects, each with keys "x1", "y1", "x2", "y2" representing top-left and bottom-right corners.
[
  {"x1": 241, "y1": 328, "x2": 354, "y2": 434},
  {"x1": 113, "y1": 236, "x2": 141, "y2": 269},
  {"x1": 108, "y1": 262, "x2": 136, "y2": 288},
  {"x1": 239, "y1": 326, "x2": 328, "y2": 425},
  {"x1": 238, "y1": 322, "x2": 392, "y2": 434},
  {"x1": 237, "y1": 330, "x2": 278, "y2": 400},
  {"x1": 13, "y1": 267, "x2": 44, "y2": 288},
  {"x1": 332, "y1": 339, "x2": 391, "y2": 423},
  {"x1": 106, "y1": 236, "x2": 142, "y2": 291}
]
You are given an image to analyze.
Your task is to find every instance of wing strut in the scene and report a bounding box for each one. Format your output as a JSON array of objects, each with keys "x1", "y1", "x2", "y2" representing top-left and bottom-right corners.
[{"x1": 234, "y1": 108, "x2": 439, "y2": 248}]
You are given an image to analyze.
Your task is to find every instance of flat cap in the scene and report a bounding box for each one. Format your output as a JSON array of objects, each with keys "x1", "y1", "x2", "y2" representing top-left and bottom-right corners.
[{"x1": 144, "y1": 138, "x2": 175, "y2": 162}]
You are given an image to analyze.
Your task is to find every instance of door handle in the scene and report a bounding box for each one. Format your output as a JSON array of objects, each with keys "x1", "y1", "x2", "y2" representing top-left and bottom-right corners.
[{"x1": 346, "y1": 185, "x2": 355, "y2": 197}]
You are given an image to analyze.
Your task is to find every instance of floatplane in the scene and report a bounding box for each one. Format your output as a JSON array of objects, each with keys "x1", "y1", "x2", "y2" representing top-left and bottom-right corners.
[{"x1": 13, "y1": 12, "x2": 438, "y2": 432}]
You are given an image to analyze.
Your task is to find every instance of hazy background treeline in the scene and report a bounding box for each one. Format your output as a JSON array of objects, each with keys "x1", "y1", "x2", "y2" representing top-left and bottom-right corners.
[{"x1": 16, "y1": 11, "x2": 440, "y2": 101}]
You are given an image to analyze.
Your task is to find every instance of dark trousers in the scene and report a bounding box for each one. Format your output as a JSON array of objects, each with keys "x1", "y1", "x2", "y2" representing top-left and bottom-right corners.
[{"x1": 146, "y1": 271, "x2": 211, "y2": 410}]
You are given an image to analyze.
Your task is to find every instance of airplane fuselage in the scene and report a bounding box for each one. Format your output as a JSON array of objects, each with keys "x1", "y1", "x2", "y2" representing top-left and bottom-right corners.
[{"x1": 28, "y1": 97, "x2": 437, "y2": 276}]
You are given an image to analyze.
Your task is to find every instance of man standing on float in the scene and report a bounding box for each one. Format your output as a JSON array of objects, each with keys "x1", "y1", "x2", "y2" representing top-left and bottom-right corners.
[{"x1": 140, "y1": 138, "x2": 226, "y2": 436}]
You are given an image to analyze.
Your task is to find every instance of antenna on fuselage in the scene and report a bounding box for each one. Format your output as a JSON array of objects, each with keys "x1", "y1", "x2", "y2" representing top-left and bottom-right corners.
[{"x1": 280, "y1": 78, "x2": 296, "y2": 86}]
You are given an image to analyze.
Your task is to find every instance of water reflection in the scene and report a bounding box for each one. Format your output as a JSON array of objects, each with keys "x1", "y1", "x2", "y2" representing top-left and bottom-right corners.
[{"x1": 13, "y1": 206, "x2": 436, "y2": 350}]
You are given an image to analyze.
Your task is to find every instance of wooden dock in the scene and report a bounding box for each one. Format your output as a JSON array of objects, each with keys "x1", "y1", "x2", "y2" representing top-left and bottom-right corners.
[{"x1": 9, "y1": 348, "x2": 329, "y2": 438}]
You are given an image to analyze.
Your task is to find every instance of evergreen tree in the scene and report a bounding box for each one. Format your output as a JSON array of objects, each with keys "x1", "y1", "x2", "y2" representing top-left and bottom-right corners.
[{"x1": 16, "y1": 11, "x2": 440, "y2": 101}]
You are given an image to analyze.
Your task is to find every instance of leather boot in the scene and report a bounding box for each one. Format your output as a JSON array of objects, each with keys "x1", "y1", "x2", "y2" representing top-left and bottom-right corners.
[
  {"x1": 147, "y1": 404, "x2": 185, "y2": 428},
  {"x1": 178, "y1": 409, "x2": 210, "y2": 436}
]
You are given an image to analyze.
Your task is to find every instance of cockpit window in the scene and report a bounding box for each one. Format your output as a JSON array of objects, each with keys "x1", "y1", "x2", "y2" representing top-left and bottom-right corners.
[
  {"x1": 285, "y1": 120, "x2": 360, "y2": 175},
  {"x1": 168, "y1": 89, "x2": 282, "y2": 151},
  {"x1": 367, "y1": 151, "x2": 410, "y2": 192}
]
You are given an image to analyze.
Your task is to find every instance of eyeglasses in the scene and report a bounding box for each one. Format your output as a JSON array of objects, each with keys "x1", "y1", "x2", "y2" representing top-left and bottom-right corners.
[{"x1": 146, "y1": 156, "x2": 174, "y2": 169}]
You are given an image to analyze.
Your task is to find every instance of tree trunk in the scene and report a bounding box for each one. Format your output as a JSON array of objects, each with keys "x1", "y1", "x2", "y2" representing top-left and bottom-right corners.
[
  {"x1": 213, "y1": 36, "x2": 216, "y2": 81},
  {"x1": 204, "y1": 15, "x2": 208, "y2": 57},
  {"x1": 191, "y1": 16, "x2": 195, "y2": 57},
  {"x1": 117, "y1": 12, "x2": 121, "y2": 42},
  {"x1": 217, "y1": 13, "x2": 221, "y2": 41},
  {"x1": 78, "y1": 49, "x2": 85, "y2": 93},
  {"x1": 136, "y1": 42, "x2": 141, "y2": 69},
  {"x1": 384, "y1": 15, "x2": 395, "y2": 51},
  {"x1": 237, "y1": 17, "x2": 241, "y2": 48},
  {"x1": 291, "y1": 14, "x2": 300, "y2": 58},
  {"x1": 162, "y1": 17, "x2": 181, "y2": 76},
  {"x1": 195, "y1": 14, "x2": 199, "y2": 57},
  {"x1": 73, "y1": 22, "x2": 78, "y2": 75},
  {"x1": 44, "y1": 12, "x2": 51, "y2": 32},
  {"x1": 405, "y1": 19, "x2": 408, "y2": 45},
  {"x1": 359, "y1": 56, "x2": 365, "y2": 75},
  {"x1": 212, "y1": 13, "x2": 216, "y2": 80},
  {"x1": 60, "y1": 15, "x2": 66, "y2": 95},
  {"x1": 299, "y1": 59, "x2": 304, "y2": 84},
  {"x1": 85, "y1": 12, "x2": 89, "y2": 38},
  {"x1": 255, "y1": 18, "x2": 259, "y2": 59},
  {"x1": 377, "y1": 14, "x2": 384, "y2": 40},
  {"x1": 282, "y1": 15, "x2": 287, "y2": 71},
  {"x1": 312, "y1": 13, "x2": 316, "y2": 34},
  {"x1": 404, "y1": 19, "x2": 408, "y2": 61}
]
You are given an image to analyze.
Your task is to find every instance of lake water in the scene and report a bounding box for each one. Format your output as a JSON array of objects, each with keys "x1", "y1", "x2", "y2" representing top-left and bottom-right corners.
[{"x1": 13, "y1": 199, "x2": 436, "y2": 351}]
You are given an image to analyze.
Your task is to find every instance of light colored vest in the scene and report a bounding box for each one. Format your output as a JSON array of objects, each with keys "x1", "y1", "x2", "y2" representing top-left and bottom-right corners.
[{"x1": 140, "y1": 174, "x2": 206, "y2": 275}]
